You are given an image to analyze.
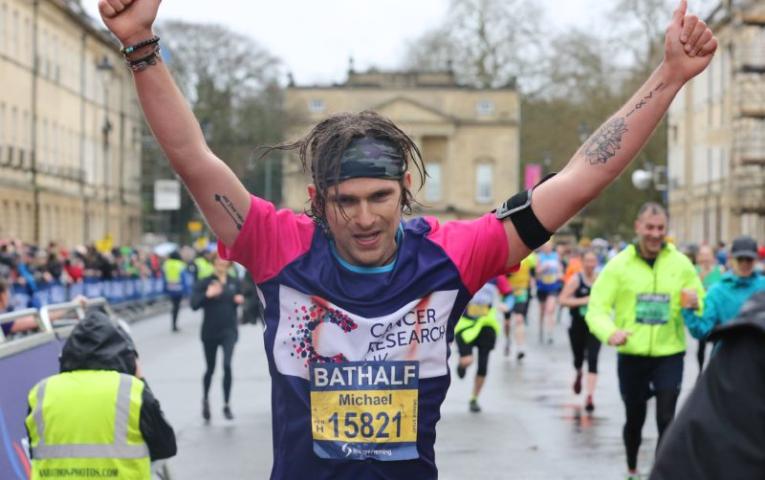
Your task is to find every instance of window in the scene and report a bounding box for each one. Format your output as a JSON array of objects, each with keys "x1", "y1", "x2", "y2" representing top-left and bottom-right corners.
[
  {"x1": 11, "y1": 9, "x2": 17, "y2": 57},
  {"x1": 10, "y1": 106, "x2": 16, "y2": 146},
  {"x1": 308, "y1": 99, "x2": 325, "y2": 113},
  {"x1": 475, "y1": 164, "x2": 493, "y2": 203},
  {"x1": 425, "y1": 163, "x2": 442, "y2": 202},
  {"x1": 476, "y1": 100, "x2": 495, "y2": 117},
  {"x1": 0, "y1": 102, "x2": 5, "y2": 145},
  {"x1": 0, "y1": 4, "x2": 6, "y2": 52}
]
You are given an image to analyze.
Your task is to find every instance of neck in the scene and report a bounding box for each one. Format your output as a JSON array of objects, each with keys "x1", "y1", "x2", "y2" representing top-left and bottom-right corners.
[{"x1": 637, "y1": 242, "x2": 659, "y2": 260}]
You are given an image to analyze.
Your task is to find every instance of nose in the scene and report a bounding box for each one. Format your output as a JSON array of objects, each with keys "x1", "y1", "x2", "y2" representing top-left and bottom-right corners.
[{"x1": 355, "y1": 201, "x2": 376, "y2": 229}]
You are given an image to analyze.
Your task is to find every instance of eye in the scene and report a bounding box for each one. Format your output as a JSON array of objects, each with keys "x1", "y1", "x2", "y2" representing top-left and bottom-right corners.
[
  {"x1": 371, "y1": 191, "x2": 392, "y2": 202},
  {"x1": 336, "y1": 196, "x2": 357, "y2": 207}
]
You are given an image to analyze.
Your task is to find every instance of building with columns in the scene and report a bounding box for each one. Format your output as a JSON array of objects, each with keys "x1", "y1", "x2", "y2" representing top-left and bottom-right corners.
[
  {"x1": 668, "y1": 0, "x2": 765, "y2": 244},
  {"x1": 0, "y1": 0, "x2": 142, "y2": 247},
  {"x1": 283, "y1": 69, "x2": 520, "y2": 220}
]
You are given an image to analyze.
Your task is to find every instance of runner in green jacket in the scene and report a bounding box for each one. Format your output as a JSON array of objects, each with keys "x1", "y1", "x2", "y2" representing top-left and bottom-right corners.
[{"x1": 586, "y1": 202, "x2": 704, "y2": 479}]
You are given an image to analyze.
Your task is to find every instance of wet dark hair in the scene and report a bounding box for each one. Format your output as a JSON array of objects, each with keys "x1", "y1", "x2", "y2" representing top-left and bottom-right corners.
[
  {"x1": 637, "y1": 201, "x2": 668, "y2": 220},
  {"x1": 263, "y1": 111, "x2": 426, "y2": 224}
]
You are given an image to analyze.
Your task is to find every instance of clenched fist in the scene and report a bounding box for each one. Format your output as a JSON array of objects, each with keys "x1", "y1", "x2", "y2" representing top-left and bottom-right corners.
[
  {"x1": 97, "y1": 0, "x2": 160, "y2": 46},
  {"x1": 663, "y1": 0, "x2": 718, "y2": 85}
]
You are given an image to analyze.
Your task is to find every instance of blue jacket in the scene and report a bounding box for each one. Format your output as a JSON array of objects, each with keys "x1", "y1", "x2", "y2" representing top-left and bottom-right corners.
[{"x1": 682, "y1": 272, "x2": 765, "y2": 340}]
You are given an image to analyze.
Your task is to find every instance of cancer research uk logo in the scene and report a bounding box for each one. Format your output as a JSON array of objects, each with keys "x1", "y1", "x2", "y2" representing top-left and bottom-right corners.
[{"x1": 275, "y1": 286, "x2": 458, "y2": 380}]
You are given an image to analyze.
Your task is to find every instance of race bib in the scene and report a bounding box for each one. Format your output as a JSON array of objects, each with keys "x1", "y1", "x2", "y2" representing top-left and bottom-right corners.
[
  {"x1": 513, "y1": 289, "x2": 529, "y2": 303},
  {"x1": 310, "y1": 361, "x2": 419, "y2": 461},
  {"x1": 541, "y1": 274, "x2": 557, "y2": 285},
  {"x1": 635, "y1": 294, "x2": 670, "y2": 325},
  {"x1": 465, "y1": 304, "x2": 490, "y2": 318}
]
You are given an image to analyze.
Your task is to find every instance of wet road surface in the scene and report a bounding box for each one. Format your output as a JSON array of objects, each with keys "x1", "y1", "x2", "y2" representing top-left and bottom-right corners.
[{"x1": 131, "y1": 303, "x2": 701, "y2": 479}]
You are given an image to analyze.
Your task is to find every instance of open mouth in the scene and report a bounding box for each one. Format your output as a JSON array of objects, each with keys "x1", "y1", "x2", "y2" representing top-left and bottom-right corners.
[{"x1": 353, "y1": 231, "x2": 381, "y2": 248}]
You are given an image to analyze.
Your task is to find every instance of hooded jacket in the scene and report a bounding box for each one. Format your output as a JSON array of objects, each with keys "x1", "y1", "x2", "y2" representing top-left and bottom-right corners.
[
  {"x1": 681, "y1": 271, "x2": 765, "y2": 340},
  {"x1": 44, "y1": 310, "x2": 177, "y2": 461},
  {"x1": 650, "y1": 291, "x2": 765, "y2": 480},
  {"x1": 60, "y1": 309, "x2": 138, "y2": 374}
]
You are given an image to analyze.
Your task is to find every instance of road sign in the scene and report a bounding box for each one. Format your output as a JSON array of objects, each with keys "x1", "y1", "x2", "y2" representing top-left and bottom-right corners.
[{"x1": 154, "y1": 179, "x2": 181, "y2": 211}]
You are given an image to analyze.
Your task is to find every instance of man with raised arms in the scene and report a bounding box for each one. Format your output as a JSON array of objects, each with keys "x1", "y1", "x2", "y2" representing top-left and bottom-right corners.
[{"x1": 97, "y1": 0, "x2": 716, "y2": 477}]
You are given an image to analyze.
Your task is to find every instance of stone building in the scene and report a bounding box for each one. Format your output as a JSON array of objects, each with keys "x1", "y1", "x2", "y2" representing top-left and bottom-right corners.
[
  {"x1": 668, "y1": 0, "x2": 765, "y2": 243},
  {"x1": 283, "y1": 68, "x2": 520, "y2": 220},
  {"x1": 0, "y1": 0, "x2": 142, "y2": 246}
]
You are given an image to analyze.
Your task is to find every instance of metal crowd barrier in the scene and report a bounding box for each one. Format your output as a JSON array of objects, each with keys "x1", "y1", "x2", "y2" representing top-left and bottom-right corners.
[{"x1": 10, "y1": 276, "x2": 174, "y2": 311}]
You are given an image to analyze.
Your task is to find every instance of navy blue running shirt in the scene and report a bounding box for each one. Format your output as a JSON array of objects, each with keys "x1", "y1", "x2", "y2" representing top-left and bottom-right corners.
[{"x1": 219, "y1": 195, "x2": 515, "y2": 479}]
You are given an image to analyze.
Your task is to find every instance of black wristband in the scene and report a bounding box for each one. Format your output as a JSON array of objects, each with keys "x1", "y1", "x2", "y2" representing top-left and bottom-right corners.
[
  {"x1": 125, "y1": 45, "x2": 161, "y2": 72},
  {"x1": 495, "y1": 173, "x2": 556, "y2": 250},
  {"x1": 121, "y1": 35, "x2": 160, "y2": 55}
]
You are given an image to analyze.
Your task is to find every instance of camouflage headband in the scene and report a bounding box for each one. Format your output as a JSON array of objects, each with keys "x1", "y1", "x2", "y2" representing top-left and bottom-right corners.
[{"x1": 327, "y1": 136, "x2": 405, "y2": 185}]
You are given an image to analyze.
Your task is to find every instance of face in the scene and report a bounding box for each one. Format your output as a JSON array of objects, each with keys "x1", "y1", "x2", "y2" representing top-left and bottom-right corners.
[
  {"x1": 582, "y1": 252, "x2": 598, "y2": 274},
  {"x1": 732, "y1": 256, "x2": 755, "y2": 277},
  {"x1": 309, "y1": 173, "x2": 410, "y2": 267},
  {"x1": 634, "y1": 211, "x2": 667, "y2": 258},
  {"x1": 213, "y1": 257, "x2": 231, "y2": 276},
  {"x1": 696, "y1": 246, "x2": 715, "y2": 267}
]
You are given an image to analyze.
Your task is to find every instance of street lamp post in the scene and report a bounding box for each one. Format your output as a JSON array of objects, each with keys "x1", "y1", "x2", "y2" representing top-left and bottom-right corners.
[{"x1": 96, "y1": 56, "x2": 114, "y2": 244}]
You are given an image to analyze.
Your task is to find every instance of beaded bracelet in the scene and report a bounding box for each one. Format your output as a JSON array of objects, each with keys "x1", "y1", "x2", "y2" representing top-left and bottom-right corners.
[
  {"x1": 120, "y1": 35, "x2": 160, "y2": 55},
  {"x1": 125, "y1": 44, "x2": 162, "y2": 72}
]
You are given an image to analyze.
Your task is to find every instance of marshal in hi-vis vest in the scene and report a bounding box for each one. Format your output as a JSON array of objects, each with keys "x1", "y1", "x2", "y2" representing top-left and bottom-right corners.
[{"x1": 26, "y1": 370, "x2": 150, "y2": 479}]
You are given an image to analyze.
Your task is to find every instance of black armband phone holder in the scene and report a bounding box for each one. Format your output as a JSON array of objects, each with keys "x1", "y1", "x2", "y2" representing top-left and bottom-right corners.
[{"x1": 494, "y1": 173, "x2": 556, "y2": 250}]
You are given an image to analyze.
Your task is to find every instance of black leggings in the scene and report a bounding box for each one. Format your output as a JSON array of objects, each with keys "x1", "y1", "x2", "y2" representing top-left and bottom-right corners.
[
  {"x1": 618, "y1": 353, "x2": 683, "y2": 470},
  {"x1": 170, "y1": 296, "x2": 182, "y2": 330},
  {"x1": 697, "y1": 339, "x2": 708, "y2": 371},
  {"x1": 456, "y1": 327, "x2": 496, "y2": 377},
  {"x1": 567, "y1": 315, "x2": 601, "y2": 373},
  {"x1": 203, "y1": 335, "x2": 237, "y2": 404}
]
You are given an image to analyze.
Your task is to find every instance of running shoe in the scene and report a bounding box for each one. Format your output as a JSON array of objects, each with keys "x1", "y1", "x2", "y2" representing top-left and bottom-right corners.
[
  {"x1": 516, "y1": 351, "x2": 525, "y2": 362},
  {"x1": 202, "y1": 399, "x2": 211, "y2": 421},
  {"x1": 469, "y1": 398, "x2": 481, "y2": 413},
  {"x1": 573, "y1": 370, "x2": 582, "y2": 395},
  {"x1": 223, "y1": 405, "x2": 234, "y2": 420},
  {"x1": 585, "y1": 395, "x2": 595, "y2": 413}
]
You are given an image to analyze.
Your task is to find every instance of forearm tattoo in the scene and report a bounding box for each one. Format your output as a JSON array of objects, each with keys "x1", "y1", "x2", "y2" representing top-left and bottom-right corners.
[
  {"x1": 214, "y1": 193, "x2": 244, "y2": 230},
  {"x1": 583, "y1": 82, "x2": 666, "y2": 166},
  {"x1": 625, "y1": 82, "x2": 666, "y2": 118},
  {"x1": 583, "y1": 118, "x2": 629, "y2": 165}
]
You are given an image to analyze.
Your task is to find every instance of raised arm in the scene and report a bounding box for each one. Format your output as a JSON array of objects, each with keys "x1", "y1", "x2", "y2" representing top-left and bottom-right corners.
[
  {"x1": 98, "y1": 0, "x2": 251, "y2": 248},
  {"x1": 504, "y1": 0, "x2": 717, "y2": 266}
]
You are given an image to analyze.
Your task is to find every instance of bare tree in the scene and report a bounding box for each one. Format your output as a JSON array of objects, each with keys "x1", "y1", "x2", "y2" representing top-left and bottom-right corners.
[
  {"x1": 142, "y1": 21, "x2": 285, "y2": 240},
  {"x1": 404, "y1": 0, "x2": 546, "y2": 89},
  {"x1": 607, "y1": 0, "x2": 674, "y2": 75}
]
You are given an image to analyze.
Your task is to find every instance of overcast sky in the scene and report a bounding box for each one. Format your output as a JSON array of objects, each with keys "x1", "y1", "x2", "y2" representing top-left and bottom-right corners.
[{"x1": 83, "y1": 0, "x2": 718, "y2": 85}]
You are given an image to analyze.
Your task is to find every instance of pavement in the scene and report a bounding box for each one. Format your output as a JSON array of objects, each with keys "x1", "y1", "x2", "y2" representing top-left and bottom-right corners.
[{"x1": 132, "y1": 302, "x2": 703, "y2": 480}]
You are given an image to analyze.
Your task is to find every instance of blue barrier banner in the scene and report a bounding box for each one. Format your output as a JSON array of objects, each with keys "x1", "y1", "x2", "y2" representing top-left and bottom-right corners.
[
  {"x1": 84, "y1": 279, "x2": 102, "y2": 298},
  {"x1": 0, "y1": 338, "x2": 61, "y2": 479},
  {"x1": 10, "y1": 285, "x2": 30, "y2": 310},
  {"x1": 68, "y1": 282, "x2": 84, "y2": 298},
  {"x1": 48, "y1": 283, "x2": 67, "y2": 304},
  {"x1": 9, "y1": 276, "x2": 186, "y2": 309}
]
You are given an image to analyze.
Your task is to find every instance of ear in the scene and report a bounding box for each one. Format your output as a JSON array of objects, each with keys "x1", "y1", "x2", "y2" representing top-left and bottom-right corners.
[
  {"x1": 307, "y1": 184, "x2": 317, "y2": 202},
  {"x1": 403, "y1": 171, "x2": 412, "y2": 190}
]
